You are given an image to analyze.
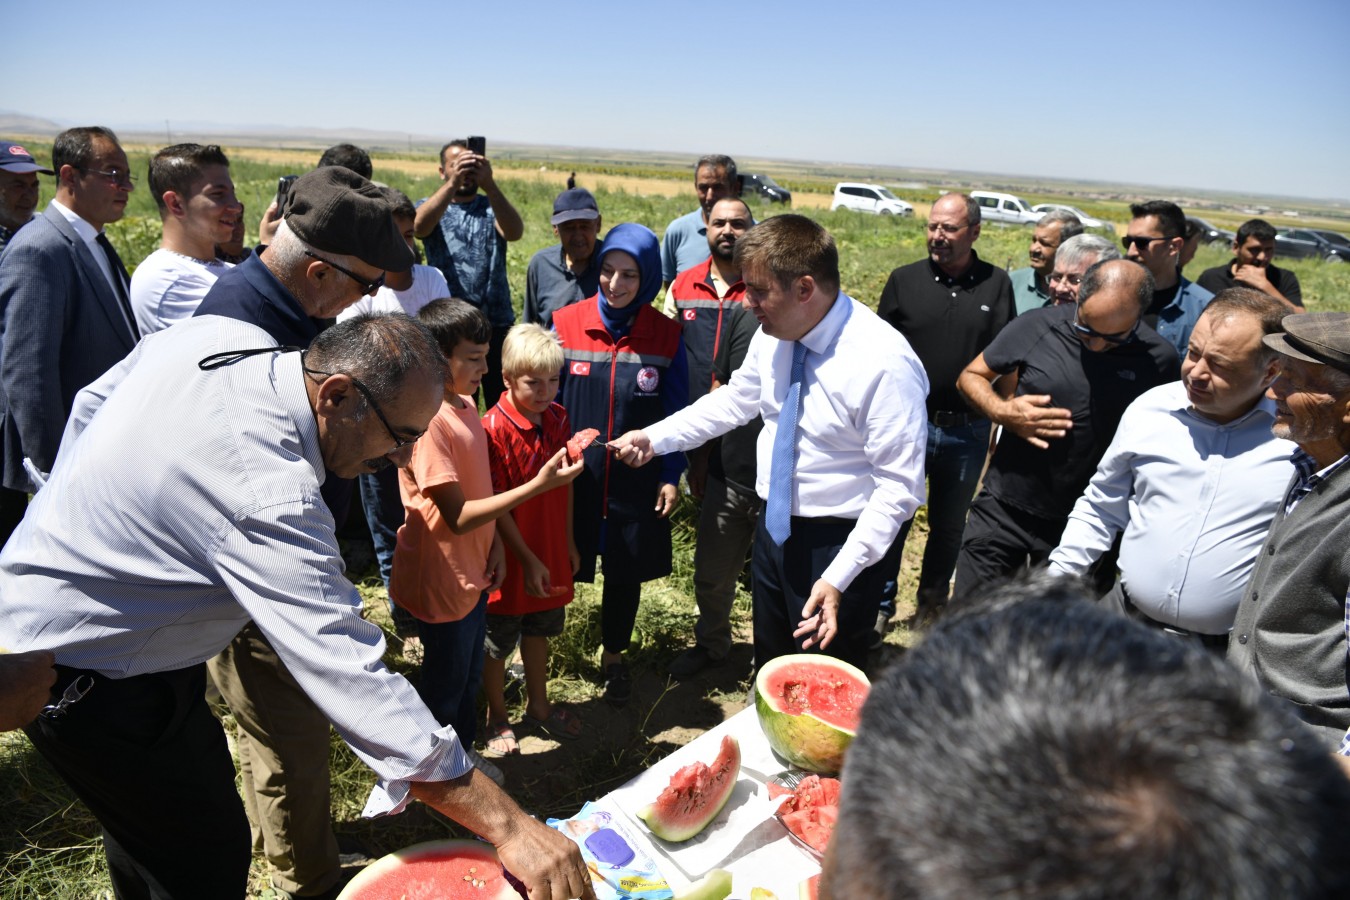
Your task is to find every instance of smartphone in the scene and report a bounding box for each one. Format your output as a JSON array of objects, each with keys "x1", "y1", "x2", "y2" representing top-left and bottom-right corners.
[
  {"x1": 466, "y1": 136, "x2": 486, "y2": 157},
  {"x1": 275, "y1": 174, "x2": 299, "y2": 215}
]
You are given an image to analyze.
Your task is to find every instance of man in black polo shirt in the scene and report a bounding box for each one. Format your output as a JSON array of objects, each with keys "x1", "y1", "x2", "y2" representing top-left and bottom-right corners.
[
  {"x1": 1198, "y1": 218, "x2": 1303, "y2": 313},
  {"x1": 953, "y1": 259, "x2": 1179, "y2": 598},
  {"x1": 875, "y1": 192, "x2": 1015, "y2": 622}
]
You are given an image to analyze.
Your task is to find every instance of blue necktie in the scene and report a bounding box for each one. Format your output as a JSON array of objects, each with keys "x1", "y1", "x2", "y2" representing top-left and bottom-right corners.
[{"x1": 766, "y1": 341, "x2": 807, "y2": 545}]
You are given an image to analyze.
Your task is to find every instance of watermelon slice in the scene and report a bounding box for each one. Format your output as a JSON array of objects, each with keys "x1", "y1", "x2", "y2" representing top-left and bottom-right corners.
[
  {"x1": 674, "y1": 868, "x2": 733, "y2": 900},
  {"x1": 336, "y1": 839, "x2": 522, "y2": 899},
  {"x1": 566, "y1": 428, "x2": 601, "y2": 462},
  {"x1": 773, "y1": 774, "x2": 841, "y2": 856},
  {"x1": 799, "y1": 873, "x2": 820, "y2": 900},
  {"x1": 637, "y1": 734, "x2": 741, "y2": 842},
  {"x1": 755, "y1": 655, "x2": 869, "y2": 776}
]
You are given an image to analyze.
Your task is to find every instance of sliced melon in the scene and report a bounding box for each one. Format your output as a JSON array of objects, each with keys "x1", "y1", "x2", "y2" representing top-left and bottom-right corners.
[
  {"x1": 755, "y1": 654, "x2": 869, "y2": 776},
  {"x1": 675, "y1": 868, "x2": 733, "y2": 900},
  {"x1": 637, "y1": 734, "x2": 741, "y2": 842}
]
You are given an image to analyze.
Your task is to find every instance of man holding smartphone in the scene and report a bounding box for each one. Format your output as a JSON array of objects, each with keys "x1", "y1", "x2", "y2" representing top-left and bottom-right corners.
[{"x1": 414, "y1": 138, "x2": 524, "y2": 404}]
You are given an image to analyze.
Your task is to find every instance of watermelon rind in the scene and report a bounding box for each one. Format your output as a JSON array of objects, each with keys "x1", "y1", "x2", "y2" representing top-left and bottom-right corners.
[
  {"x1": 674, "y1": 868, "x2": 733, "y2": 900},
  {"x1": 755, "y1": 654, "x2": 870, "y2": 776},
  {"x1": 637, "y1": 734, "x2": 741, "y2": 842},
  {"x1": 336, "y1": 838, "x2": 519, "y2": 899}
]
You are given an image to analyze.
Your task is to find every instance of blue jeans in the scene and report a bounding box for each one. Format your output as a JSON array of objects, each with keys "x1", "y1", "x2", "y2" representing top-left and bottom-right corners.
[
  {"x1": 358, "y1": 469, "x2": 419, "y2": 636},
  {"x1": 415, "y1": 593, "x2": 488, "y2": 748},
  {"x1": 879, "y1": 418, "x2": 992, "y2": 614}
]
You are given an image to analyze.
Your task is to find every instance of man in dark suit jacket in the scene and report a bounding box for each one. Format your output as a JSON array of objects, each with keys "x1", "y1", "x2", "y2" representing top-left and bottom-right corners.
[{"x1": 0, "y1": 127, "x2": 138, "y2": 520}]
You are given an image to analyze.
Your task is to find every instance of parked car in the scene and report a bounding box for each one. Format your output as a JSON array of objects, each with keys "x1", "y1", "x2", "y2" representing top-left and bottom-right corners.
[
  {"x1": 970, "y1": 191, "x2": 1043, "y2": 226},
  {"x1": 831, "y1": 182, "x2": 913, "y2": 216},
  {"x1": 739, "y1": 173, "x2": 791, "y2": 204},
  {"x1": 1310, "y1": 229, "x2": 1350, "y2": 251},
  {"x1": 1030, "y1": 203, "x2": 1115, "y2": 234},
  {"x1": 1187, "y1": 217, "x2": 1235, "y2": 246},
  {"x1": 1275, "y1": 228, "x2": 1350, "y2": 263}
]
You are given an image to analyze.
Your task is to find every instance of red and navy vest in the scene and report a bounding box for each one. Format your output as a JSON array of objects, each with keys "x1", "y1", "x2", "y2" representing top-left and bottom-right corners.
[
  {"x1": 554, "y1": 299, "x2": 683, "y2": 516},
  {"x1": 668, "y1": 257, "x2": 746, "y2": 401}
]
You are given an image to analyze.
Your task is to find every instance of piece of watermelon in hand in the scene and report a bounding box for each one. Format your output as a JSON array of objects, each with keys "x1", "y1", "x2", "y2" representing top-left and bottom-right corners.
[{"x1": 566, "y1": 428, "x2": 601, "y2": 463}]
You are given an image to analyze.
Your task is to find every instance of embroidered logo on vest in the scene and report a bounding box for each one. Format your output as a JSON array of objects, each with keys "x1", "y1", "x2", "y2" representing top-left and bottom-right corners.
[
  {"x1": 571, "y1": 361, "x2": 591, "y2": 376},
  {"x1": 636, "y1": 366, "x2": 660, "y2": 394},
  {"x1": 683, "y1": 310, "x2": 697, "y2": 321}
]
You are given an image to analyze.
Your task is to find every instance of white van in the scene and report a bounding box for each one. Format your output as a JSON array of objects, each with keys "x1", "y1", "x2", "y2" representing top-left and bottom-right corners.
[
  {"x1": 831, "y1": 183, "x2": 914, "y2": 216},
  {"x1": 970, "y1": 191, "x2": 1043, "y2": 226}
]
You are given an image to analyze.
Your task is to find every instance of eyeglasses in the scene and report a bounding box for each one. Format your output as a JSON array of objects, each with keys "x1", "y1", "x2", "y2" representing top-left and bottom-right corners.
[
  {"x1": 1072, "y1": 311, "x2": 1140, "y2": 346},
  {"x1": 302, "y1": 362, "x2": 423, "y2": 450},
  {"x1": 1121, "y1": 235, "x2": 1166, "y2": 252},
  {"x1": 303, "y1": 250, "x2": 385, "y2": 297},
  {"x1": 1048, "y1": 271, "x2": 1083, "y2": 288},
  {"x1": 78, "y1": 167, "x2": 136, "y2": 188},
  {"x1": 927, "y1": 223, "x2": 969, "y2": 236}
]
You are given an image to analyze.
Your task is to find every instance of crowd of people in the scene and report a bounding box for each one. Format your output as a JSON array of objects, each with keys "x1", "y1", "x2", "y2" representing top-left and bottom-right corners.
[{"x1": 0, "y1": 127, "x2": 1348, "y2": 898}]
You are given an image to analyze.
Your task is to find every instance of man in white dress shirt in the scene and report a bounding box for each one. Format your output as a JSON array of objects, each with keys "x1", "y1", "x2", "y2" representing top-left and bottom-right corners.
[
  {"x1": 613, "y1": 214, "x2": 929, "y2": 670},
  {"x1": 1048, "y1": 288, "x2": 1294, "y2": 650},
  {"x1": 0, "y1": 314, "x2": 592, "y2": 900}
]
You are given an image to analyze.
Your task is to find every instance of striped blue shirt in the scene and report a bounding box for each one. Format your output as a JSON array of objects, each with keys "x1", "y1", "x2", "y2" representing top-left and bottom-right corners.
[{"x1": 0, "y1": 315, "x2": 469, "y2": 815}]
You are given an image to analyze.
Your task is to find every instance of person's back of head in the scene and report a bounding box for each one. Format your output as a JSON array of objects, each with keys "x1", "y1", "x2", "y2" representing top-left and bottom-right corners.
[
  {"x1": 317, "y1": 143, "x2": 373, "y2": 180},
  {"x1": 418, "y1": 297, "x2": 491, "y2": 358},
  {"x1": 824, "y1": 574, "x2": 1350, "y2": 900}
]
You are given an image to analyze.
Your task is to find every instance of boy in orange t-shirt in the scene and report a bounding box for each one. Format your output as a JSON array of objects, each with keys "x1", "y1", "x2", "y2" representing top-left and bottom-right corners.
[
  {"x1": 391, "y1": 301, "x2": 582, "y2": 784},
  {"x1": 481, "y1": 325, "x2": 583, "y2": 756}
]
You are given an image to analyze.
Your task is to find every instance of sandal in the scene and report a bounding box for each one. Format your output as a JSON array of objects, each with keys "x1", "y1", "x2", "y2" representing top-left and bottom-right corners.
[
  {"x1": 481, "y1": 721, "x2": 519, "y2": 758},
  {"x1": 523, "y1": 706, "x2": 583, "y2": 741}
]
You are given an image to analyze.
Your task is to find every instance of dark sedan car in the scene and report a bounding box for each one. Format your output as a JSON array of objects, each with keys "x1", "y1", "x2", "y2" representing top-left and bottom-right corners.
[
  {"x1": 1275, "y1": 228, "x2": 1350, "y2": 263},
  {"x1": 739, "y1": 173, "x2": 792, "y2": 204},
  {"x1": 1188, "y1": 216, "x2": 1236, "y2": 246}
]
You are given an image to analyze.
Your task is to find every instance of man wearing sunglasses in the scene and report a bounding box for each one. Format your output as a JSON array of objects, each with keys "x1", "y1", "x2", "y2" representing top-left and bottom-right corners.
[
  {"x1": 1048, "y1": 289, "x2": 1294, "y2": 651},
  {"x1": 953, "y1": 259, "x2": 1179, "y2": 598},
  {"x1": 1123, "y1": 200, "x2": 1214, "y2": 359},
  {"x1": 0, "y1": 127, "x2": 139, "y2": 549},
  {"x1": 191, "y1": 165, "x2": 414, "y2": 900}
]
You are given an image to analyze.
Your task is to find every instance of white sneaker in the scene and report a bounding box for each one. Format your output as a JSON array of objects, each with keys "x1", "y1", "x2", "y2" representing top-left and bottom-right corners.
[{"x1": 467, "y1": 748, "x2": 506, "y2": 787}]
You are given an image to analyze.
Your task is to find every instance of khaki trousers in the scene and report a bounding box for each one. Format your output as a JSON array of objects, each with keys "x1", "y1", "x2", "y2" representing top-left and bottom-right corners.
[{"x1": 208, "y1": 623, "x2": 340, "y2": 896}]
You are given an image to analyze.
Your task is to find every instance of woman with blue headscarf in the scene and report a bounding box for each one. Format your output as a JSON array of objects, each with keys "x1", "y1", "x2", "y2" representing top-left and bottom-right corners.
[{"x1": 553, "y1": 223, "x2": 689, "y2": 707}]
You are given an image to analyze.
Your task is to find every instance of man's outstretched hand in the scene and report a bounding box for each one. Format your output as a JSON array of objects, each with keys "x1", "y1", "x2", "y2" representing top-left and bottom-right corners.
[{"x1": 608, "y1": 430, "x2": 654, "y2": 467}]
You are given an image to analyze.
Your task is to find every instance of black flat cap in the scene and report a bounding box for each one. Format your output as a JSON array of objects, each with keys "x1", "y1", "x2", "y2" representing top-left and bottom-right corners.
[
  {"x1": 284, "y1": 167, "x2": 414, "y2": 273},
  {"x1": 1264, "y1": 312, "x2": 1350, "y2": 375}
]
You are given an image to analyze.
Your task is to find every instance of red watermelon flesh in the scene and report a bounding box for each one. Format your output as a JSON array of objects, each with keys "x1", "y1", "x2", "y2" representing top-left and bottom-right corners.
[
  {"x1": 756, "y1": 655, "x2": 870, "y2": 775},
  {"x1": 638, "y1": 734, "x2": 741, "y2": 842},
  {"x1": 566, "y1": 428, "x2": 601, "y2": 462},
  {"x1": 336, "y1": 839, "x2": 522, "y2": 899},
  {"x1": 774, "y1": 775, "x2": 840, "y2": 855},
  {"x1": 799, "y1": 873, "x2": 820, "y2": 900}
]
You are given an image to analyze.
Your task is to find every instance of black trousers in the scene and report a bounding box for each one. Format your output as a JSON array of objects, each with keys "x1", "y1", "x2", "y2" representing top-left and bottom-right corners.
[
  {"x1": 952, "y1": 491, "x2": 1068, "y2": 602},
  {"x1": 25, "y1": 664, "x2": 251, "y2": 900},
  {"x1": 751, "y1": 515, "x2": 888, "y2": 674}
]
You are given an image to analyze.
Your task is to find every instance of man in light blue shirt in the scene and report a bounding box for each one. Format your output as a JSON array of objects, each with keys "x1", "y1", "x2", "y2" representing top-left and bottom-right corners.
[
  {"x1": 0, "y1": 314, "x2": 592, "y2": 900},
  {"x1": 1049, "y1": 288, "x2": 1294, "y2": 648},
  {"x1": 660, "y1": 154, "x2": 742, "y2": 289}
]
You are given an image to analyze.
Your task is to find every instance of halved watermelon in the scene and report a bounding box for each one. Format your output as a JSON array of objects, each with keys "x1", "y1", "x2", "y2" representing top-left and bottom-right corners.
[
  {"x1": 336, "y1": 839, "x2": 522, "y2": 899},
  {"x1": 566, "y1": 427, "x2": 601, "y2": 462},
  {"x1": 755, "y1": 655, "x2": 869, "y2": 776},
  {"x1": 637, "y1": 734, "x2": 741, "y2": 842}
]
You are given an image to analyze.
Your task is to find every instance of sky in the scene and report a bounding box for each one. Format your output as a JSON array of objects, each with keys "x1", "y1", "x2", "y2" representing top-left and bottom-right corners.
[{"x1": 7, "y1": 0, "x2": 1349, "y2": 201}]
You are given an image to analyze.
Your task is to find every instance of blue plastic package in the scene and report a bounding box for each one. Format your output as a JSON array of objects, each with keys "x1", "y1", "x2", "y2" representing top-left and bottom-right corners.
[{"x1": 548, "y1": 802, "x2": 674, "y2": 899}]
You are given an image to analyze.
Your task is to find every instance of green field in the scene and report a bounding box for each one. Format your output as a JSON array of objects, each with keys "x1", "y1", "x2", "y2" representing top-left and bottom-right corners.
[{"x1": 2, "y1": 142, "x2": 1348, "y2": 898}]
